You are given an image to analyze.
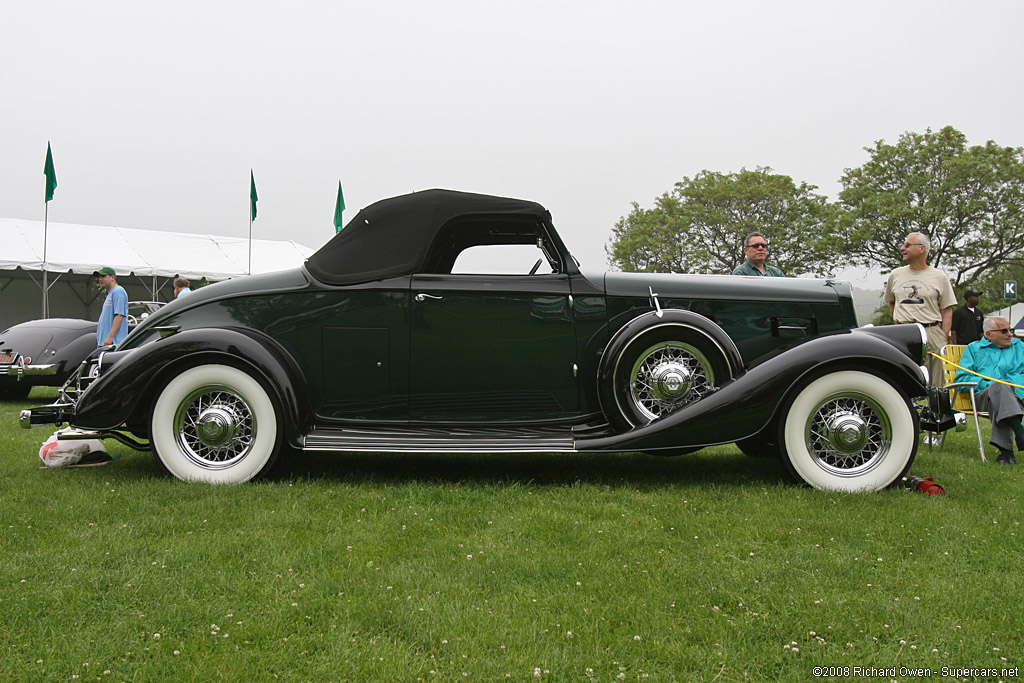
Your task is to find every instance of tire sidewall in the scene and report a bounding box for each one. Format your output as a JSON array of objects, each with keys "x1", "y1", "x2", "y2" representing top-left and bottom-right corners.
[
  {"x1": 151, "y1": 364, "x2": 279, "y2": 483},
  {"x1": 780, "y1": 369, "x2": 917, "y2": 492}
]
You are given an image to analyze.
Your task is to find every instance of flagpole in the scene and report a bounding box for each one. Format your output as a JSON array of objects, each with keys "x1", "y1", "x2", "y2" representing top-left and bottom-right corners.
[
  {"x1": 248, "y1": 211, "x2": 252, "y2": 276},
  {"x1": 42, "y1": 141, "x2": 57, "y2": 318},
  {"x1": 42, "y1": 201, "x2": 49, "y2": 318}
]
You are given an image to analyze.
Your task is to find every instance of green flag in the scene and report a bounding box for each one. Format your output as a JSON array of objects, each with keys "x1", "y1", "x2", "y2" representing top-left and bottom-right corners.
[
  {"x1": 333, "y1": 181, "x2": 346, "y2": 232},
  {"x1": 250, "y1": 170, "x2": 258, "y2": 222},
  {"x1": 44, "y1": 142, "x2": 58, "y2": 202}
]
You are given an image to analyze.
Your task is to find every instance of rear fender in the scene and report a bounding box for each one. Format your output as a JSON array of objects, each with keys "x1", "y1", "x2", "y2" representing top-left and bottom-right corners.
[{"x1": 72, "y1": 328, "x2": 311, "y2": 446}]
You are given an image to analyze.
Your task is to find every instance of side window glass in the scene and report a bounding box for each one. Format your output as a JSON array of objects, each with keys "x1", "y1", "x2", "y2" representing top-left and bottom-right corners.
[{"x1": 451, "y1": 244, "x2": 556, "y2": 275}]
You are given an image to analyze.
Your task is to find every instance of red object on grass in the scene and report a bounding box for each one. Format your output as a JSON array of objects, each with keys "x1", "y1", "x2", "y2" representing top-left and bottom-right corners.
[{"x1": 903, "y1": 476, "x2": 945, "y2": 495}]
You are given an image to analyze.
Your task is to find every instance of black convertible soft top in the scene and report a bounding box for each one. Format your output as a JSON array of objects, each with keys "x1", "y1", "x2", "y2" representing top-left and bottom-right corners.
[{"x1": 305, "y1": 189, "x2": 552, "y2": 285}]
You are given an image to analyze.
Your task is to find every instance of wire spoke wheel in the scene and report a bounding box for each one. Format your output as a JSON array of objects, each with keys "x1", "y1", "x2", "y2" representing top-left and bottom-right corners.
[
  {"x1": 628, "y1": 341, "x2": 715, "y2": 422},
  {"x1": 805, "y1": 392, "x2": 891, "y2": 477},
  {"x1": 151, "y1": 364, "x2": 280, "y2": 483},
  {"x1": 780, "y1": 370, "x2": 916, "y2": 492},
  {"x1": 174, "y1": 385, "x2": 257, "y2": 469}
]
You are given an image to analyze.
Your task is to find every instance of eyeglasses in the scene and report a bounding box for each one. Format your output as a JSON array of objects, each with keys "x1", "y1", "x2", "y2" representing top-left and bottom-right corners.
[
  {"x1": 990, "y1": 328, "x2": 1012, "y2": 334},
  {"x1": 746, "y1": 242, "x2": 768, "y2": 249},
  {"x1": 902, "y1": 242, "x2": 923, "y2": 248}
]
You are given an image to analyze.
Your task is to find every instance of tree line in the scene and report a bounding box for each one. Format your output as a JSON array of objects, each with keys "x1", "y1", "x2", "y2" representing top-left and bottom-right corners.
[{"x1": 606, "y1": 126, "x2": 1024, "y2": 302}]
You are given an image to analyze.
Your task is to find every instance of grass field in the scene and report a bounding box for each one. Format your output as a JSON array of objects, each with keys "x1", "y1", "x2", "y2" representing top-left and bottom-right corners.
[{"x1": 1, "y1": 387, "x2": 1021, "y2": 682}]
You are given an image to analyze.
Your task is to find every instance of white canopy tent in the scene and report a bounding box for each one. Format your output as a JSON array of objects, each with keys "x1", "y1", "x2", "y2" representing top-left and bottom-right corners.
[{"x1": 0, "y1": 217, "x2": 317, "y2": 329}]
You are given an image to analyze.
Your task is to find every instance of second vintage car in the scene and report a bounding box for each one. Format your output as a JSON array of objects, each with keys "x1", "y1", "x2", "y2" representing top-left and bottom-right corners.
[
  {"x1": 21, "y1": 190, "x2": 950, "y2": 491},
  {"x1": 1, "y1": 301, "x2": 164, "y2": 399}
]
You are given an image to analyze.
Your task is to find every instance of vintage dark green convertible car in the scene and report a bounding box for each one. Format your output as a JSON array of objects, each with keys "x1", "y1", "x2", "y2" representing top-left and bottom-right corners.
[{"x1": 21, "y1": 190, "x2": 955, "y2": 490}]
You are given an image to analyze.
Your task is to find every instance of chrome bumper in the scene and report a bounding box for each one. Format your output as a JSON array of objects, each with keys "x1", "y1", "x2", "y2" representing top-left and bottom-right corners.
[{"x1": 0, "y1": 358, "x2": 58, "y2": 379}]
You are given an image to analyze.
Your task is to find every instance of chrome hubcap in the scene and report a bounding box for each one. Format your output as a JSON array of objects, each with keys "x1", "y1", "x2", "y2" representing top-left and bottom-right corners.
[
  {"x1": 196, "y1": 407, "x2": 239, "y2": 448},
  {"x1": 630, "y1": 341, "x2": 714, "y2": 422},
  {"x1": 651, "y1": 361, "x2": 692, "y2": 401},
  {"x1": 806, "y1": 392, "x2": 891, "y2": 476},
  {"x1": 824, "y1": 410, "x2": 869, "y2": 452},
  {"x1": 174, "y1": 385, "x2": 256, "y2": 469}
]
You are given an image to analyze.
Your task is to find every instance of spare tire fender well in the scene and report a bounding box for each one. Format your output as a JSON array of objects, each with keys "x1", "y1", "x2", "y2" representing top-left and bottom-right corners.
[{"x1": 596, "y1": 309, "x2": 743, "y2": 423}]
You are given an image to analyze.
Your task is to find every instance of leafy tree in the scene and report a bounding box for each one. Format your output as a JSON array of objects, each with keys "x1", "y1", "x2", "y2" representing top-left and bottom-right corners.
[
  {"x1": 835, "y1": 126, "x2": 1024, "y2": 286},
  {"x1": 607, "y1": 168, "x2": 835, "y2": 275},
  {"x1": 870, "y1": 301, "x2": 895, "y2": 327}
]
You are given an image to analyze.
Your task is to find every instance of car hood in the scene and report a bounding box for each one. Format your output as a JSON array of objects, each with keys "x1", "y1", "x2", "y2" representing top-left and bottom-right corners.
[{"x1": 602, "y1": 271, "x2": 850, "y2": 304}]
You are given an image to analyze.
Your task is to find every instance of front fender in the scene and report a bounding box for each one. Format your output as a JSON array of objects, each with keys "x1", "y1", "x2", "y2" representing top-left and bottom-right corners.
[
  {"x1": 72, "y1": 328, "x2": 312, "y2": 446},
  {"x1": 577, "y1": 325, "x2": 926, "y2": 453}
]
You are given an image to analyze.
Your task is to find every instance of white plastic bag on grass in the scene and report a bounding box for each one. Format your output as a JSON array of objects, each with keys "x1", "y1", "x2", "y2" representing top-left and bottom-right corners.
[{"x1": 38, "y1": 434, "x2": 106, "y2": 467}]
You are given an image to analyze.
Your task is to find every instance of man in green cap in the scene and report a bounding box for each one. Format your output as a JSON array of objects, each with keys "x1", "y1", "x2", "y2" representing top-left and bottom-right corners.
[{"x1": 94, "y1": 267, "x2": 128, "y2": 347}]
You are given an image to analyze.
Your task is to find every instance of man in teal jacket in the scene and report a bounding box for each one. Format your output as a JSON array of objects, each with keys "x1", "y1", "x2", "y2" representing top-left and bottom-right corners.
[{"x1": 954, "y1": 317, "x2": 1024, "y2": 464}]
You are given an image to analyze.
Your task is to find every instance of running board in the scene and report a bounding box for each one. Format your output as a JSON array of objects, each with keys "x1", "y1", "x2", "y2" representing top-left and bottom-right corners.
[{"x1": 302, "y1": 426, "x2": 577, "y2": 453}]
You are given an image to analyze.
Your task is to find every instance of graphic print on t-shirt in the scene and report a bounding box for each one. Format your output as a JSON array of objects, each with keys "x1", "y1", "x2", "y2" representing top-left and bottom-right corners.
[{"x1": 899, "y1": 283, "x2": 926, "y2": 305}]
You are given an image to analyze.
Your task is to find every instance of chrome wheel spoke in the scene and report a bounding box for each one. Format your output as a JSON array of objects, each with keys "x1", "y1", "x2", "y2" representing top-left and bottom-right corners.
[
  {"x1": 805, "y1": 393, "x2": 891, "y2": 476},
  {"x1": 173, "y1": 384, "x2": 257, "y2": 469},
  {"x1": 629, "y1": 341, "x2": 715, "y2": 422}
]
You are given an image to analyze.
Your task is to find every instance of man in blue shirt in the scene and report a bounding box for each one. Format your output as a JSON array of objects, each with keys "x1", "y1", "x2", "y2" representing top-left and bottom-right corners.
[
  {"x1": 173, "y1": 277, "x2": 191, "y2": 298},
  {"x1": 94, "y1": 266, "x2": 129, "y2": 347},
  {"x1": 731, "y1": 232, "x2": 784, "y2": 277},
  {"x1": 954, "y1": 317, "x2": 1024, "y2": 464}
]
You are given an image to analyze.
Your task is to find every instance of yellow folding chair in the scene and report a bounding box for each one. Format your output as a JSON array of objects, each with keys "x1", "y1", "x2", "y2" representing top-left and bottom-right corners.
[{"x1": 938, "y1": 344, "x2": 987, "y2": 462}]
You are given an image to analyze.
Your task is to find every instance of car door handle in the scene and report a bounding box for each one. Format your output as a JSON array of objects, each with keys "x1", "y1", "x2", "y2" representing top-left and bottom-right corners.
[
  {"x1": 415, "y1": 293, "x2": 443, "y2": 302},
  {"x1": 776, "y1": 325, "x2": 808, "y2": 338},
  {"x1": 771, "y1": 317, "x2": 815, "y2": 338}
]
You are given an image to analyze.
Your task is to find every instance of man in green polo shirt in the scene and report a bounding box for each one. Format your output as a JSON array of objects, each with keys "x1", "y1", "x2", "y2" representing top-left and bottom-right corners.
[{"x1": 732, "y1": 232, "x2": 784, "y2": 277}]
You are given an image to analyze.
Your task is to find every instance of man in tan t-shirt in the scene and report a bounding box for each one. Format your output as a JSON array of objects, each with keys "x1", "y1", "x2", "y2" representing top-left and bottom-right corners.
[{"x1": 884, "y1": 232, "x2": 957, "y2": 387}]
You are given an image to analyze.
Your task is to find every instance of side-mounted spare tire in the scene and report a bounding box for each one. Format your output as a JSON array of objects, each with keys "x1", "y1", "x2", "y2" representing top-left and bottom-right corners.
[
  {"x1": 599, "y1": 311, "x2": 742, "y2": 430},
  {"x1": 150, "y1": 364, "x2": 282, "y2": 483},
  {"x1": 778, "y1": 369, "x2": 917, "y2": 492}
]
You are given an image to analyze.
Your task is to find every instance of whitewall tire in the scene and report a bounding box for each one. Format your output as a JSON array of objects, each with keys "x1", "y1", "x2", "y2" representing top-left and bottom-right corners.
[
  {"x1": 151, "y1": 364, "x2": 280, "y2": 483},
  {"x1": 780, "y1": 370, "x2": 916, "y2": 492}
]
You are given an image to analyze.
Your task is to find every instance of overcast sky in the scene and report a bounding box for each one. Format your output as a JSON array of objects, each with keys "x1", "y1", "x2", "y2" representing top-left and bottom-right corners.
[{"x1": 3, "y1": 1, "x2": 1022, "y2": 286}]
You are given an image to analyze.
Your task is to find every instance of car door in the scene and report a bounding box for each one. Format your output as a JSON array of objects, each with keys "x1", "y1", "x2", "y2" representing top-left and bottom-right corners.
[{"x1": 409, "y1": 271, "x2": 579, "y2": 422}]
